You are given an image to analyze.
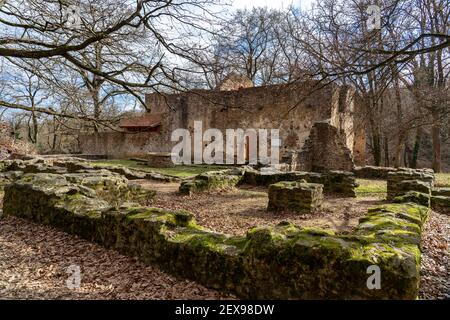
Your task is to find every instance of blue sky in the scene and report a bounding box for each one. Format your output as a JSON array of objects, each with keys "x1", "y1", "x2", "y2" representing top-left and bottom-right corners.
[{"x1": 232, "y1": 0, "x2": 313, "y2": 10}]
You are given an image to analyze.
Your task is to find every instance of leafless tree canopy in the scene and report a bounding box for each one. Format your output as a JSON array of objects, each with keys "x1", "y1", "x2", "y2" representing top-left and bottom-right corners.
[{"x1": 0, "y1": 0, "x2": 449, "y2": 169}]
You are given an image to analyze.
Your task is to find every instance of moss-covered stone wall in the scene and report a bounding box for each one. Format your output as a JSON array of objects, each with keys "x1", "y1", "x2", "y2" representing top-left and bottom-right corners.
[
  {"x1": 242, "y1": 169, "x2": 358, "y2": 197},
  {"x1": 3, "y1": 172, "x2": 428, "y2": 299},
  {"x1": 179, "y1": 168, "x2": 358, "y2": 198},
  {"x1": 387, "y1": 170, "x2": 434, "y2": 200},
  {"x1": 179, "y1": 168, "x2": 246, "y2": 195},
  {"x1": 0, "y1": 158, "x2": 178, "y2": 182}
]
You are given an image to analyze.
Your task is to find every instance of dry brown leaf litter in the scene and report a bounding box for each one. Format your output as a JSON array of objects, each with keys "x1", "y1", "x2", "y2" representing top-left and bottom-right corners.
[
  {"x1": 0, "y1": 215, "x2": 233, "y2": 300},
  {"x1": 419, "y1": 210, "x2": 450, "y2": 300},
  {"x1": 139, "y1": 181, "x2": 384, "y2": 235}
]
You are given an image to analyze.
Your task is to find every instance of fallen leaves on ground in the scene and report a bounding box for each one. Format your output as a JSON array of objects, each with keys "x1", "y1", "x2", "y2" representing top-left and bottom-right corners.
[
  {"x1": 139, "y1": 181, "x2": 383, "y2": 236},
  {"x1": 419, "y1": 210, "x2": 450, "y2": 300},
  {"x1": 0, "y1": 215, "x2": 234, "y2": 300}
]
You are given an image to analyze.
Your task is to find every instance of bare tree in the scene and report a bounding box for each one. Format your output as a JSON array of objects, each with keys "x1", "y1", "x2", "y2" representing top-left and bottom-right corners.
[{"x1": 0, "y1": 0, "x2": 222, "y2": 124}]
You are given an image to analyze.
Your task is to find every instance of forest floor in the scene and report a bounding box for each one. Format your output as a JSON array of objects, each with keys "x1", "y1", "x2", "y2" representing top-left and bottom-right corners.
[{"x1": 0, "y1": 215, "x2": 233, "y2": 300}]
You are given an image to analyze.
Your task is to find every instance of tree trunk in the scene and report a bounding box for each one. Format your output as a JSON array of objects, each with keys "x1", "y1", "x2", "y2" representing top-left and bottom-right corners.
[
  {"x1": 384, "y1": 136, "x2": 389, "y2": 167},
  {"x1": 411, "y1": 128, "x2": 422, "y2": 169},
  {"x1": 393, "y1": 133, "x2": 405, "y2": 168},
  {"x1": 392, "y1": 69, "x2": 403, "y2": 168},
  {"x1": 431, "y1": 113, "x2": 441, "y2": 172},
  {"x1": 371, "y1": 131, "x2": 381, "y2": 166},
  {"x1": 31, "y1": 110, "x2": 38, "y2": 144}
]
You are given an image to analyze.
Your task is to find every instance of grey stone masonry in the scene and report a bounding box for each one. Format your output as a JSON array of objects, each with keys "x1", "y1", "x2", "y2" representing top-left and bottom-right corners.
[
  {"x1": 268, "y1": 181, "x2": 324, "y2": 213},
  {"x1": 387, "y1": 169, "x2": 434, "y2": 200},
  {"x1": 432, "y1": 187, "x2": 450, "y2": 197},
  {"x1": 146, "y1": 152, "x2": 175, "y2": 168},
  {"x1": 298, "y1": 121, "x2": 355, "y2": 173}
]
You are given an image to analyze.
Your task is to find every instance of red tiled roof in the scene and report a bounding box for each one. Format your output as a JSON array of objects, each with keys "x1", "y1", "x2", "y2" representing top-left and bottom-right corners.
[{"x1": 119, "y1": 113, "x2": 162, "y2": 128}]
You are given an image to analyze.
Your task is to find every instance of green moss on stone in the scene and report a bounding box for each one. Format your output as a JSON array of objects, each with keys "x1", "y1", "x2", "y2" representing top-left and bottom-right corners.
[{"x1": 2, "y1": 170, "x2": 429, "y2": 300}]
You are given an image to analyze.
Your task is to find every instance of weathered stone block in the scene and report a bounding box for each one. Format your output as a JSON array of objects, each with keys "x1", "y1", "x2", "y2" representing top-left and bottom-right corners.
[
  {"x1": 0, "y1": 171, "x2": 23, "y2": 191},
  {"x1": 396, "y1": 180, "x2": 431, "y2": 196},
  {"x1": 324, "y1": 170, "x2": 358, "y2": 197},
  {"x1": 179, "y1": 169, "x2": 245, "y2": 195},
  {"x1": 393, "y1": 191, "x2": 431, "y2": 208},
  {"x1": 354, "y1": 166, "x2": 394, "y2": 179},
  {"x1": 354, "y1": 166, "x2": 434, "y2": 180},
  {"x1": 146, "y1": 152, "x2": 175, "y2": 168},
  {"x1": 431, "y1": 196, "x2": 450, "y2": 214},
  {"x1": 268, "y1": 181, "x2": 323, "y2": 213},
  {"x1": 387, "y1": 170, "x2": 434, "y2": 200},
  {"x1": 432, "y1": 187, "x2": 450, "y2": 197}
]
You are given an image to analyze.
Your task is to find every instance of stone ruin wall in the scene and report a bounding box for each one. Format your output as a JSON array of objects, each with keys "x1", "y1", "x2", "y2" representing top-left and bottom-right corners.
[
  {"x1": 78, "y1": 115, "x2": 173, "y2": 158},
  {"x1": 146, "y1": 82, "x2": 357, "y2": 162},
  {"x1": 79, "y1": 81, "x2": 363, "y2": 166},
  {"x1": 298, "y1": 121, "x2": 355, "y2": 172}
]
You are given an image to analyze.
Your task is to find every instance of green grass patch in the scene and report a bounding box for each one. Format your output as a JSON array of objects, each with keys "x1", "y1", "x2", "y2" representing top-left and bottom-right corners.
[
  {"x1": 92, "y1": 159, "x2": 229, "y2": 178},
  {"x1": 435, "y1": 173, "x2": 450, "y2": 187},
  {"x1": 356, "y1": 179, "x2": 387, "y2": 197}
]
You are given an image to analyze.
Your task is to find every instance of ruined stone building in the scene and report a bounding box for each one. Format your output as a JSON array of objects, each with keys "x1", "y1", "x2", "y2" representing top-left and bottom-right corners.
[{"x1": 79, "y1": 80, "x2": 364, "y2": 171}]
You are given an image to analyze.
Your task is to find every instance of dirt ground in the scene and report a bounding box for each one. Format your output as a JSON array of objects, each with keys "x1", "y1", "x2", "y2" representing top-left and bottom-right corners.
[
  {"x1": 419, "y1": 210, "x2": 450, "y2": 299},
  {"x1": 0, "y1": 215, "x2": 233, "y2": 300},
  {"x1": 135, "y1": 181, "x2": 385, "y2": 236}
]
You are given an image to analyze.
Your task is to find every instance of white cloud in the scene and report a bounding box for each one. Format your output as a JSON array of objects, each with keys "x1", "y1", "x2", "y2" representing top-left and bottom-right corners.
[{"x1": 232, "y1": 0, "x2": 313, "y2": 10}]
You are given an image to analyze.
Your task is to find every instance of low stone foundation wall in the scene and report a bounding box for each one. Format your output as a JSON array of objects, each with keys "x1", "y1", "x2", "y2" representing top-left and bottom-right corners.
[
  {"x1": 179, "y1": 169, "x2": 357, "y2": 197},
  {"x1": 355, "y1": 166, "x2": 434, "y2": 180},
  {"x1": 0, "y1": 158, "x2": 179, "y2": 182},
  {"x1": 431, "y1": 196, "x2": 450, "y2": 215},
  {"x1": 432, "y1": 187, "x2": 450, "y2": 197},
  {"x1": 146, "y1": 152, "x2": 175, "y2": 168},
  {"x1": 354, "y1": 166, "x2": 395, "y2": 179},
  {"x1": 387, "y1": 169, "x2": 434, "y2": 200},
  {"x1": 179, "y1": 169, "x2": 245, "y2": 195},
  {"x1": 267, "y1": 181, "x2": 323, "y2": 213},
  {"x1": 242, "y1": 170, "x2": 358, "y2": 197},
  {"x1": 2, "y1": 172, "x2": 428, "y2": 299}
]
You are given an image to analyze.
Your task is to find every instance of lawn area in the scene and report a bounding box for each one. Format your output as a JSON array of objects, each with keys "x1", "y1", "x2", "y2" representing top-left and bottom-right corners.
[
  {"x1": 355, "y1": 173, "x2": 450, "y2": 196},
  {"x1": 91, "y1": 160, "x2": 450, "y2": 188},
  {"x1": 435, "y1": 173, "x2": 450, "y2": 187},
  {"x1": 355, "y1": 179, "x2": 387, "y2": 198},
  {"x1": 92, "y1": 159, "x2": 230, "y2": 178}
]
